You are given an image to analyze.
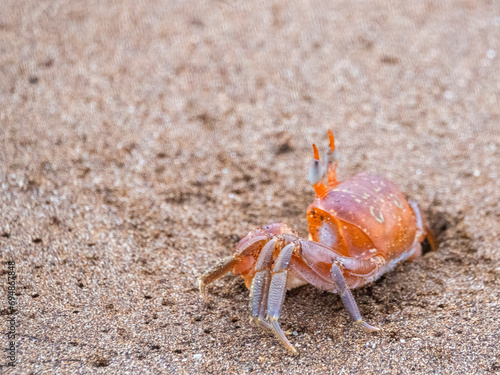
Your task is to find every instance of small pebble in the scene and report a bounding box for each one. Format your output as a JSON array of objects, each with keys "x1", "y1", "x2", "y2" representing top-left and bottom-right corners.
[
  {"x1": 193, "y1": 354, "x2": 202, "y2": 360},
  {"x1": 292, "y1": 331, "x2": 298, "y2": 336}
]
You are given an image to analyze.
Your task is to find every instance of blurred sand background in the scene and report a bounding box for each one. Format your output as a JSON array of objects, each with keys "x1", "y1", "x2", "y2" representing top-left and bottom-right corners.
[{"x1": 1, "y1": 0, "x2": 499, "y2": 373}]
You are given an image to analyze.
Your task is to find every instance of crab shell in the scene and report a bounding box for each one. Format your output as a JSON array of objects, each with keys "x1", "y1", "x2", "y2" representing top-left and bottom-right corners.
[{"x1": 307, "y1": 172, "x2": 417, "y2": 261}]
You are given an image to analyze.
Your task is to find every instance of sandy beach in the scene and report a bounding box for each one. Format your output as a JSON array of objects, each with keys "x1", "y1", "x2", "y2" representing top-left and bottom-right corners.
[{"x1": 1, "y1": 1, "x2": 499, "y2": 373}]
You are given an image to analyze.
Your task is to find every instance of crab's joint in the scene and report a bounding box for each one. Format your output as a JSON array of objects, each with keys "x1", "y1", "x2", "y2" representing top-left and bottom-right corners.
[{"x1": 250, "y1": 316, "x2": 272, "y2": 331}]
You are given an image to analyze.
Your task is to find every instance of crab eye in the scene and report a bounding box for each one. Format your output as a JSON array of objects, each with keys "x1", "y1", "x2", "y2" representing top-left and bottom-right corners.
[{"x1": 308, "y1": 159, "x2": 323, "y2": 185}]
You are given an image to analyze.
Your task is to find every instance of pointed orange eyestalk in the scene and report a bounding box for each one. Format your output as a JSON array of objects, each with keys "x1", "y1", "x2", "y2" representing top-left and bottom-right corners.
[
  {"x1": 310, "y1": 144, "x2": 327, "y2": 196},
  {"x1": 328, "y1": 130, "x2": 335, "y2": 152},
  {"x1": 327, "y1": 130, "x2": 339, "y2": 187},
  {"x1": 312, "y1": 143, "x2": 320, "y2": 160}
]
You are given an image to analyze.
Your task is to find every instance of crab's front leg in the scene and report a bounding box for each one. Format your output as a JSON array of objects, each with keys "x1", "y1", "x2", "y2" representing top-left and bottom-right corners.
[{"x1": 199, "y1": 234, "x2": 268, "y2": 302}]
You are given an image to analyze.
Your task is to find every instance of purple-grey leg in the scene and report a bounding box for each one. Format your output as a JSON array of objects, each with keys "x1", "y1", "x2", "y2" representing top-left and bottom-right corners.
[
  {"x1": 409, "y1": 200, "x2": 438, "y2": 252},
  {"x1": 266, "y1": 243, "x2": 298, "y2": 355},
  {"x1": 409, "y1": 201, "x2": 424, "y2": 238},
  {"x1": 249, "y1": 237, "x2": 278, "y2": 330},
  {"x1": 330, "y1": 263, "x2": 380, "y2": 332},
  {"x1": 199, "y1": 256, "x2": 238, "y2": 303}
]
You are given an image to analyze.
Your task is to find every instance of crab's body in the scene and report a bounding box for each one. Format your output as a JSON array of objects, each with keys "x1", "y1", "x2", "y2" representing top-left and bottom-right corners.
[{"x1": 199, "y1": 131, "x2": 436, "y2": 355}]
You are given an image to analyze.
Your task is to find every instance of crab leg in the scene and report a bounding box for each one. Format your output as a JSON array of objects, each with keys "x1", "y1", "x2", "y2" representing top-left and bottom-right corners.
[
  {"x1": 330, "y1": 263, "x2": 380, "y2": 332},
  {"x1": 266, "y1": 243, "x2": 298, "y2": 355},
  {"x1": 249, "y1": 237, "x2": 278, "y2": 330},
  {"x1": 199, "y1": 235, "x2": 268, "y2": 302},
  {"x1": 199, "y1": 256, "x2": 238, "y2": 302},
  {"x1": 409, "y1": 200, "x2": 437, "y2": 252}
]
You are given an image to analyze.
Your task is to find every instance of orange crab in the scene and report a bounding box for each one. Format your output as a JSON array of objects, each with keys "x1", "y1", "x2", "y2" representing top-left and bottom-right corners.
[{"x1": 199, "y1": 131, "x2": 436, "y2": 355}]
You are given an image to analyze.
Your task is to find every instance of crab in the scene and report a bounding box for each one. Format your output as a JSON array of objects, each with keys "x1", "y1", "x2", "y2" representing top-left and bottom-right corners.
[{"x1": 199, "y1": 130, "x2": 436, "y2": 355}]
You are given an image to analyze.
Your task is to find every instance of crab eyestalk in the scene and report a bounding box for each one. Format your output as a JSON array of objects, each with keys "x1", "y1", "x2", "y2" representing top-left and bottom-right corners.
[
  {"x1": 326, "y1": 130, "x2": 339, "y2": 186},
  {"x1": 309, "y1": 144, "x2": 327, "y2": 196}
]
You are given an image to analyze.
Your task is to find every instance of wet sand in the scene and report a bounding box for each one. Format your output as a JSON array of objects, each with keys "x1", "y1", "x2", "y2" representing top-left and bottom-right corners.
[{"x1": 0, "y1": 1, "x2": 499, "y2": 373}]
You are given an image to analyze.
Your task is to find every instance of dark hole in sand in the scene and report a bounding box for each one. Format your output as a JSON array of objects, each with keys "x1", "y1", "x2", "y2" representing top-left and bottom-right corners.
[{"x1": 93, "y1": 357, "x2": 110, "y2": 367}]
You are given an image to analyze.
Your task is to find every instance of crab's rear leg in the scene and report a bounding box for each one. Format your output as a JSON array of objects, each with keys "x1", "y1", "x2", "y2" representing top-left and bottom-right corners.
[
  {"x1": 266, "y1": 242, "x2": 298, "y2": 355},
  {"x1": 199, "y1": 235, "x2": 268, "y2": 302},
  {"x1": 199, "y1": 256, "x2": 238, "y2": 303},
  {"x1": 330, "y1": 262, "x2": 380, "y2": 332},
  {"x1": 409, "y1": 201, "x2": 438, "y2": 259}
]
